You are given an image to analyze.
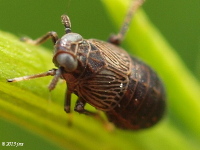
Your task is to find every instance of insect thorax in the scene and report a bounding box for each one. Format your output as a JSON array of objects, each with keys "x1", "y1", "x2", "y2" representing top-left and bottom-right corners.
[{"x1": 61, "y1": 39, "x2": 132, "y2": 111}]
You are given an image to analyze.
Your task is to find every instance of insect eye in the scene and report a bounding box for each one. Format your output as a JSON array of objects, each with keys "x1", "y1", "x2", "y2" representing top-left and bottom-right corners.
[{"x1": 56, "y1": 53, "x2": 78, "y2": 72}]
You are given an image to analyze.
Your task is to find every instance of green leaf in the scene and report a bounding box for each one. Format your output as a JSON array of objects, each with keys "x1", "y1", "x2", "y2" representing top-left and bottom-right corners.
[{"x1": 0, "y1": 0, "x2": 200, "y2": 150}]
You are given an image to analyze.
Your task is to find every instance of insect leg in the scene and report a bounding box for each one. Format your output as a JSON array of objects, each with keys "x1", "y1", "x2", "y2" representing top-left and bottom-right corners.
[
  {"x1": 64, "y1": 89, "x2": 72, "y2": 113},
  {"x1": 74, "y1": 98, "x2": 114, "y2": 130},
  {"x1": 108, "y1": 0, "x2": 145, "y2": 45},
  {"x1": 21, "y1": 31, "x2": 59, "y2": 45},
  {"x1": 7, "y1": 69, "x2": 57, "y2": 82},
  {"x1": 74, "y1": 98, "x2": 97, "y2": 116},
  {"x1": 48, "y1": 68, "x2": 62, "y2": 91}
]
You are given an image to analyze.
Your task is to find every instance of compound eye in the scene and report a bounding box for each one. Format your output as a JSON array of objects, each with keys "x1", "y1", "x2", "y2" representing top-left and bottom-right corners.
[{"x1": 56, "y1": 53, "x2": 78, "y2": 72}]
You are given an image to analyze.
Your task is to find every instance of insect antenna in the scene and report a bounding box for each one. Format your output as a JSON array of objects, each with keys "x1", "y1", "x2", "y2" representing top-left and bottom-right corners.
[{"x1": 61, "y1": 15, "x2": 72, "y2": 34}]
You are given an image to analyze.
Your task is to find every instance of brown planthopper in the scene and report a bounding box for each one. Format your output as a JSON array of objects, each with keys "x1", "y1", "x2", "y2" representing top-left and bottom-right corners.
[{"x1": 7, "y1": 0, "x2": 165, "y2": 130}]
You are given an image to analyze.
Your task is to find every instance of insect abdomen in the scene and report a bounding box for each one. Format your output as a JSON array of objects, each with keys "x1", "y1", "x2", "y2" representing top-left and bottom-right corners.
[
  {"x1": 106, "y1": 57, "x2": 165, "y2": 130},
  {"x1": 68, "y1": 39, "x2": 165, "y2": 130}
]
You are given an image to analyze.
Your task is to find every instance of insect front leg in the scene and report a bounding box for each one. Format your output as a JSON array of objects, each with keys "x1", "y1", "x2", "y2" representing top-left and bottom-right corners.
[
  {"x1": 64, "y1": 89, "x2": 72, "y2": 113},
  {"x1": 21, "y1": 31, "x2": 59, "y2": 45},
  {"x1": 7, "y1": 69, "x2": 57, "y2": 82}
]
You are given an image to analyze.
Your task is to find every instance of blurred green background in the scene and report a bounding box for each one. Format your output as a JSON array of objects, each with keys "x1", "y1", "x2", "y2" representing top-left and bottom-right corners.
[
  {"x1": 0, "y1": 0, "x2": 200, "y2": 150},
  {"x1": 0, "y1": 0, "x2": 199, "y2": 79}
]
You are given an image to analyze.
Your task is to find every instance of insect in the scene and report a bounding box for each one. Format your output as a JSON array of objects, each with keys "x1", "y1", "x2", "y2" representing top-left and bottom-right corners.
[{"x1": 7, "y1": 0, "x2": 165, "y2": 130}]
